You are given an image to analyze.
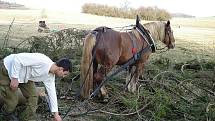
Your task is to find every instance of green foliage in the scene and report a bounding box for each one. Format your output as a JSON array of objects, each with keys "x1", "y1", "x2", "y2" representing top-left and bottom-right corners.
[
  {"x1": 82, "y1": 3, "x2": 171, "y2": 21},
  {"x1": 27, "y1": 28, "x2": 86, "y2": 61},
  {"x1": 0, "y1": 47, "x2": 30, "y2": 60},
  {"x1": 152, "y1": 89, "x2": 171, "y2": 121},
  {"x1": 120, "y1": 93, "x2": 139, "y2": 109}
]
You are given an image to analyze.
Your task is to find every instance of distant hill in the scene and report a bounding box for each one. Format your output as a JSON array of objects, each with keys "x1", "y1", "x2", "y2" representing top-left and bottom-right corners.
[
  {"x1": 0, "y1": 0, "x2": 28, "y2": 9},
  {"x1": 171, "y1": 13, "x2": 195, "y2": 18}
]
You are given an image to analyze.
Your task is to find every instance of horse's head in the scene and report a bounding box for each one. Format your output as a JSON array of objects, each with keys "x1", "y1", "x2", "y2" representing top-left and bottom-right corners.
[{"x1": 163, "y1": 20, "x2": 175, "y2": 49}]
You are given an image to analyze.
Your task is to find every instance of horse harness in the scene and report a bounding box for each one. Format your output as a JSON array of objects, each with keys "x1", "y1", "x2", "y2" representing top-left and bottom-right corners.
[
  {"x1": 89, "y1": 25, "x2": 155, "y2": 98},
  {"x1": 92, "y1": 24, "x2": 155, "y2": 61},
  {"x1": 128, "y1": 25, "x2": 156, "y2": 61}
]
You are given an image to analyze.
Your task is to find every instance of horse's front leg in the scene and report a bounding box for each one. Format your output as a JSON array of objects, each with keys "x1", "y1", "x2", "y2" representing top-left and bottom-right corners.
[
  {"x1": 126, "y1": 66, "x2": 136, "y2": 92},
  {"x1": 127, "y1": 63, "x2": 144, "y2": 93}
]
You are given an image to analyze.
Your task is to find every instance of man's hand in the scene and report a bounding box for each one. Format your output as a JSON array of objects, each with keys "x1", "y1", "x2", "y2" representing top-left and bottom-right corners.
[
  {"x1": 10, "y1": 78, "x2": 19, "y2": 91},
  {"x1": 54, "y1": 112, "x2": 62, "y2": 121}
]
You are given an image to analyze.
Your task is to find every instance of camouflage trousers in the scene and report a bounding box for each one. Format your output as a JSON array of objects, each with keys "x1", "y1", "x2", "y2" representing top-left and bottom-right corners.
[{"x1": 0, "y1": 61, "x2": 38, "y2": 121}]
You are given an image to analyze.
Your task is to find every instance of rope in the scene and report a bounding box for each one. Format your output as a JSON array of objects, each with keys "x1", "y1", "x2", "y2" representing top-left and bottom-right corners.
[
  {"x1": 110, "y1": 24, "x2": 135, "y2": 32},
  {"x1": 63, "y1": 31, "x2": 101, "y2": 119}
]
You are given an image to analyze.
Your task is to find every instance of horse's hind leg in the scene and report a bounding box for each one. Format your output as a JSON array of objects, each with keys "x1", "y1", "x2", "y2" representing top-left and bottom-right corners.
[
  {"x1": 100, "y1": 85, "x2": 109, "y2": 102},
  {"x1": 93, "y1": 64, "x2": 114, "y2": 99}
]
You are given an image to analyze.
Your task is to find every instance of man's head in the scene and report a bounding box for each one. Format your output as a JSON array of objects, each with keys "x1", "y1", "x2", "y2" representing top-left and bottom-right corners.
[{"x1": 55, "y1": 58, "x2": 71, "y2": 77}]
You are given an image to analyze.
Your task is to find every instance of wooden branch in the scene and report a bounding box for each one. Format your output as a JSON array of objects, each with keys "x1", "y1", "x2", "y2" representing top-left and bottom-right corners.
[
  {"x1": 2, "y1": 18, "x2": 15, "y2": 49},
  {"x1": 181, "y1": 64, "x2": 190, "y2": 73},
  {"x1": 98, "y1": 101, "x2": 152, "y2": 116},
  {"x1": 153, "y1": 71, "x2": 174, "y2": 81}
]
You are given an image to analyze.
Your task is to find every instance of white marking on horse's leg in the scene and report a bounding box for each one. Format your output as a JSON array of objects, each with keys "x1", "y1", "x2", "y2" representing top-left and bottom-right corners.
[
  {"x1": 100, "y1": 85, "x2": 107, "y2": 97},
  {"x1": 127, "y1": 66, "x2": 137, "y2": 92},
  {"x1": 131, "y1": 79, "x2": 137, "y2": 93},
  {"x1": 126, "y1": 71, "x2": 132, "y2": 92},
  {"x1": 100, "y1": 86, "x2": 109, "y2": 102}
]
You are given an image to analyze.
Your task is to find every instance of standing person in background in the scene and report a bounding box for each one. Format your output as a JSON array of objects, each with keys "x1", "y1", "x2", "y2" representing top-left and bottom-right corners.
[{"x1": 0, "y1": 53, "x2": 72, "y2": 121}]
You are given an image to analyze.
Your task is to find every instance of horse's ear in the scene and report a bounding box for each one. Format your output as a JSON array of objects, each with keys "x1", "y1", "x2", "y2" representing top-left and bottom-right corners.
[
  {"x1": 167, "y1": 20, "x2": 170, "y2": 26},
  {"x1": 136, "y1": 15, "x2": 140, "y2": 25}
]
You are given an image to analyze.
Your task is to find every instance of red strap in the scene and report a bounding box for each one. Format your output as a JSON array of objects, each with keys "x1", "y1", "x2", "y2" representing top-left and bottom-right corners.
[{"x1": 132, "y1": 48, "x2": 137, "y2": 54}]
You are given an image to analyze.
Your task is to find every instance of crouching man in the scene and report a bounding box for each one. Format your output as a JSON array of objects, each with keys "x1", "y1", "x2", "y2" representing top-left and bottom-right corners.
[{"x1": 0, "y1": 53, "x2": 71, "y2": 121}]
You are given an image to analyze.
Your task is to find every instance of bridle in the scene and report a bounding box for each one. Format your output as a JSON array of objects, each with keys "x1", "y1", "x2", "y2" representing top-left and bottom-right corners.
[{"x1": 163, "y1": 24, "x2": 173, "y2": 48}]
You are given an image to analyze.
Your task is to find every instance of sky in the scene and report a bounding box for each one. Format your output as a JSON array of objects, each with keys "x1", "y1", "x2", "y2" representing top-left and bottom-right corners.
[{"x1": 3, "y1": 0, "x2": 215, "y2": 17}]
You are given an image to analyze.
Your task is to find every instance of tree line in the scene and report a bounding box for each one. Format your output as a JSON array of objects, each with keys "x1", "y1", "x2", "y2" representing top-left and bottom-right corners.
[{"x1": 82, "y1": 3, "x2": 171, "y2": 21}]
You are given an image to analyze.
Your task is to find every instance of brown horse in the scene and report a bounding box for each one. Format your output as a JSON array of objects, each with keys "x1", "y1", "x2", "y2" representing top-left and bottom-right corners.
[{"x1": 80, "y1": 20, "x2": 175, "y2": 99}]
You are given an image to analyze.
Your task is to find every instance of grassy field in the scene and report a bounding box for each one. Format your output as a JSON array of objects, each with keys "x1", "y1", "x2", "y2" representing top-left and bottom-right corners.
[
  {"x1": 0, "y1": 9, "x2": 215, "y2": 121},
  {"x1": 0, "y1": 9, "x2": 214, "y2": 56}
]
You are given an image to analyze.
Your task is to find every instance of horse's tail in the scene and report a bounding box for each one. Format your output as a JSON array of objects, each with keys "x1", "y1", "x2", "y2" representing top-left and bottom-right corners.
[{"x1": 80, "y1": 33, "x2": 97, "y2": 98}]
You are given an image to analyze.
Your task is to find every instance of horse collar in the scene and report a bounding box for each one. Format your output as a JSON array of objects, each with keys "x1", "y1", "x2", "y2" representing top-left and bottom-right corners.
[{"x1": 135, "y1": 25, "x2": 156, "y2": 53}]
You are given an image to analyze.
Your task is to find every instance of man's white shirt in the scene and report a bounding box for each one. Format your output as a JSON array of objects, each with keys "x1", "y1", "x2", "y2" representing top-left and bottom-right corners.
[{"x1": 3, "y1": 53, "x2": 58, "y2": 112}]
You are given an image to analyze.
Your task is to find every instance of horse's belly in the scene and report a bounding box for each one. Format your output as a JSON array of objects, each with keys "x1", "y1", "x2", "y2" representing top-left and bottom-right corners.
[{"x1": 117, "y1": 54, "x2": 133, "y2": 65}]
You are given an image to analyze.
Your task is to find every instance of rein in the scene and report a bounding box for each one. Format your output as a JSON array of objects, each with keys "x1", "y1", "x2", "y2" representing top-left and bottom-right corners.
[
  {"x1": 63, "y1": 30, "x2": 102, "y2": 119},
  {"x1": 156, "y1": 47, "x2": 169, "y2": 53},
  {"x1": 156, "y1": 46, "x2": 167, "y2": 50},
  {"x1": 63, "y1": 27, "x2": 114, "y2": 119}
]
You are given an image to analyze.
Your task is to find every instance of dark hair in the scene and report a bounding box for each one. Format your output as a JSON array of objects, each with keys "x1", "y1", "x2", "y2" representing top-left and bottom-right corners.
[{"x1": 56, "y1": 58, "x2": 72, "y2": 72}]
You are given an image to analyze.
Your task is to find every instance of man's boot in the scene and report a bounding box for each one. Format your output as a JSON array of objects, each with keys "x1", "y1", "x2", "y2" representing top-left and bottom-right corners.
[{"x1": 1, "y1": 108, "x2": 19, "y2": 121}]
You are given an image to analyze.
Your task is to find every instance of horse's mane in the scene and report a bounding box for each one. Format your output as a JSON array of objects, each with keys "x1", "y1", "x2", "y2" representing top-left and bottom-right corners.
[{"x1": 143, "y1": 21, "x2": 166, "y2": 42}]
